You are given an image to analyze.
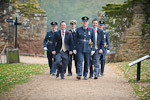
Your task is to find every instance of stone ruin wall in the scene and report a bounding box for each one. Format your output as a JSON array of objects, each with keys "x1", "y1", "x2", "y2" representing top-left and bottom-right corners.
[
  {"x1": 18, "y1": 14, "x2": 47, "y2": 56},
  {"x1": 0, "y1": 1, "x2": 47, "y2": 56},
  {"x1": 116, "y1": 2, "x2": 150, "y2": 62}
]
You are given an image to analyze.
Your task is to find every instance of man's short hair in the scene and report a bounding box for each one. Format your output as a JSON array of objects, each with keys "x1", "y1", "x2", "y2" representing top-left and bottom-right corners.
[
  {"x1": 92, "y1": 18, "x2": 98, "y2": 23},
  {"x1": 60, "y1": 21, "x2": 66, "y2": 26}
]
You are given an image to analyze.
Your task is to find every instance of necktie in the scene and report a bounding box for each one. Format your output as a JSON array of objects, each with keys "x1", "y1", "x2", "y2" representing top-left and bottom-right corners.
[
  {"x1": 94, "y1": 29, "x2": 96, "y2": 33},
  {"x1": 62, "y1": 30, "x2": 64, "y2": 36}
]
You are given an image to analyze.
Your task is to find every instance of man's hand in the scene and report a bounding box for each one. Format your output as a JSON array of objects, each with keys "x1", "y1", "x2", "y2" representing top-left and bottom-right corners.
[
  {"x1": 73, "y1": 50, "x2": 77, "y2": 54},
  {"x1": 52, "y1": 51, "x2": 56, "y2": 55},
  {"x1": 69, "y1": 51, "x2": 73, "y2": 55},
  {"x1": 99, "y1": 49, "x2": 103, "y2": 54},
  {"x1": 91, "y1": 51, "x2": 95, "y2": 56},
  {"x1": 43, "y1": 47, "x2": 48, "y2": 51}
]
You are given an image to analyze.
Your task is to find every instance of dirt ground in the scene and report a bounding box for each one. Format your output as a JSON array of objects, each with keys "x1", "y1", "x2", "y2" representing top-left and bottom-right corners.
[{"x1": 0, "y1": 56, "x2": 138, "y2": 100}]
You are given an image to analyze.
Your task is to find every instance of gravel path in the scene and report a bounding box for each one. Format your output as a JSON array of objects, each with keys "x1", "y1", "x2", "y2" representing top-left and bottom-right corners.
[
  {"x1": 20, "y1": 56, "x2": 48, "y2": 64},
  {"x1": 0, "y1": 56, "x2": 137, "y2": 100},
  {"x1": 0, "y1": 55, "x2": 48, "y2": 64}
]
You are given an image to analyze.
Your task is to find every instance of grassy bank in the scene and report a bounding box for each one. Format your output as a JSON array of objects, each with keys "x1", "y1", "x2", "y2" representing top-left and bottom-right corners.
[
  {"x1": 0, "y1": 63, "x2": 48, "y2": 93},
  {"x1": 114, "y1": 59, "x2": 150, "y2": 100}
]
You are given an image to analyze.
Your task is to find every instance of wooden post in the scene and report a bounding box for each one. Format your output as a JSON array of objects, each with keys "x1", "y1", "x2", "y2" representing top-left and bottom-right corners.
[
  {"x1": 14, "y1": 17, "x2": 22, "y2": 48},
  {"x1": 137, "y1": 62, "x2": 141, "y2": 81},
  {"x1": 15, "y1": 17, "x2": 18, "y2": 48}
]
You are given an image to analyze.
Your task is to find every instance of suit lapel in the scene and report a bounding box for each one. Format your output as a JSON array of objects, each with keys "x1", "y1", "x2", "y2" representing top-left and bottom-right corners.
[
  {"x1": 58, "y1": 30, "x2": 62, "y2": 43},
  {"x1": 97, "y1": 29, "x2": 99, "y2": 43},
  {"x1": 64, "y1": 31, "x2": 67, "y2": 45},
  {"x1": 82, "y1": 27, "x2": 85, "y2": 35},
  {"x1": 82, "y1": 26, "x2": 88, "y2": 37},
  {"x1": 50, "y1": 31, "x2": 54, "y2": 37},
  {"x1": 70, "y1": 29, "x2": 76, "y2": 36}
]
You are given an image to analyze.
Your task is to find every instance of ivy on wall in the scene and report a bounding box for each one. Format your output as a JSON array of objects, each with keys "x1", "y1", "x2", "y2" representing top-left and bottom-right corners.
[
  {"x1": 100, "y1": 0, "x2": 150, "y2": 47},
  {"x1": 142, "y1": 0, "x2": 150, "y2": 36},
  {"x1": 142, "y1": 24, "x2": 150, "y2": 36},
  {"x1": 16, "y1": 0, "x2": 46, "y2": 17},
  {"x1": 100, "y1": 0, "x2": 134, "y2": 46}
]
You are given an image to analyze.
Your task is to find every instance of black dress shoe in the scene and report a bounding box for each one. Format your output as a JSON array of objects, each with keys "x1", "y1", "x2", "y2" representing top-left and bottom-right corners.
[
  {"x1": 84, "y1": 77, "x2": 87, "y2": 80},
  {"x1": 101, "y1": 73, "x2": 104, "y2": 76},
  {"x1": 67, "y1": 73, "x2": 72, "y2": 76},
  {"x1": 52, "y1": 73, "x2": 55, "y2": 76},
  {"x1": 89, "y1": 76, "x2": 92, "y2": 79},
  {"x1": 61, "y1": 77, "x2": 64, "y2": 79},
  {"x1": 76, "y1": 76, "x2": 81, "y2": 80},
  {"x1": 56, "y1": 74, "x2": 59, "y2": 78},
  {"x1": 94, "y1": 77, "x2": 98, "y2": 79}
]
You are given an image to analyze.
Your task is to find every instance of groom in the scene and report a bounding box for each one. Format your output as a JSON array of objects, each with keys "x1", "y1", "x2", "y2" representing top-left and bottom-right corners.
[{"x1": 52, "y1": 21, "x2": 73, "y2": 79}]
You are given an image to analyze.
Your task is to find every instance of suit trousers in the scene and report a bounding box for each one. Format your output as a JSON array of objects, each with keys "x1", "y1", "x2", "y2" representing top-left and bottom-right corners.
[
  {"x1": 55, "y1": 51, "x2": 69, "y2": 77},
  {"x1": 47, "y1": 51, "x2": 56, "y2": 74},
  {"x1": 77, "y1": 52, "x2": 90, "y2": 77},
  {"x1": 100, "y1": 49, "x2": 106, "y2": 74},
  {"x1": 89, "y1": 49, "x2": 101, "y2": 77},
  {"x1": 68, "y1": 54, "x2": 78, "y2": 74}
]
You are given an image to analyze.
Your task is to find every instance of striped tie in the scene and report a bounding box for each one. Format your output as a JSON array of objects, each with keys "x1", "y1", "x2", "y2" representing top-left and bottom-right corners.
[{"x1": 62, "y1": 30, "x2": 64, "y2": 36}]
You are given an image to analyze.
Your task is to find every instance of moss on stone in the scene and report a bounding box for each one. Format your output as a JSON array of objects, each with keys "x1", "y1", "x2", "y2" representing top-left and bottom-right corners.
[
  {"x1": 142, "y1": 24, "x2": 150, "y2": 36},
  {"x1": 101, "y1": 0, "x2": 136, "y2": 45},
  {"x1": 16, "y1": 0, "x2": 46, "y2": 17},
  {"x1": 100, "y1": 0, "x2": 150, "y2": 62}
]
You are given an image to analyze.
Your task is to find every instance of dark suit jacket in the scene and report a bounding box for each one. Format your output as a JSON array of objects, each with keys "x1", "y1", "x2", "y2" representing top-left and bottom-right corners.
[
  {"x1": 97, "y1": 28, "x2": 104, "y2": 51},
  {"x1": 52, "y1": 30, "x2": 73, "y2": 54},
  {"x1": 101, "y1": 30, "x2": 110, "y2": 60},
  {"x1": 103, "y1": 31, "x2": 110, "y2": 51},
  {"x1": 43, "y1": 30, "x2": 56, "y2": 52},
  {"x1": 69, "y1": 29, "x2": 77, "y2": 50},
  {"x1": 75, "y1": 26, "x2": 95, "y2": 53}
]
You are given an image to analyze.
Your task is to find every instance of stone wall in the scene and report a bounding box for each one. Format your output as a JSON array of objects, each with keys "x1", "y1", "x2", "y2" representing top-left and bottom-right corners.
[
  {"x1": 0, "y1": 1, "x2": 15, "y2": 53},
  {"x1": 18, "y1": 14, "x2": 47, "y2": 56},
  {"x1": 101, "y1": 0, "x2": 150, "y2": 62},
  {"x1": 0, "y1": 0, "x2": 47, "y2": 56},
  {"x1": 116, "y1": 1, "x2": 150, "y2": 61}
]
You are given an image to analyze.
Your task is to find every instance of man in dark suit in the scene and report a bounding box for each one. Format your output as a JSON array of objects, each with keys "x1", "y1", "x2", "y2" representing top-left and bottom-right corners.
[
  {"x1": 75, "y1": 16, "x2": 95, "y2": 80},
  {"x1": 67, "y1": 20, "x2": 78, "y2": 76},
  {"x1": 99, "y1": 20, "x2": 110, "y2": 76},
  {"x1": 89, "y1": 18, "x2": 104, "y2": 79},
  {"x1": 43, "y1": 21, "x2": 57, "y2": 75},
  {"x1": 52, "y1": 21, "x2": 73, "y2": 79}
]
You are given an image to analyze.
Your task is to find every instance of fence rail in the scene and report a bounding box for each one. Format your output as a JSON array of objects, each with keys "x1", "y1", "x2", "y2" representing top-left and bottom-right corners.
[{"x1": 0, "y1": 45, "x2": 6, "y2": 64}]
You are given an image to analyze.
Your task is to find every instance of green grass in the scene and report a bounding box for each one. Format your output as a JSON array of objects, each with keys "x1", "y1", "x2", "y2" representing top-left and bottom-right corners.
[
  {"x1": 115, "y1": 59, "x2": 150, "y2": 100},
  {"x1": 0, "y1": 63, "x2": 48, "y2": 93}
]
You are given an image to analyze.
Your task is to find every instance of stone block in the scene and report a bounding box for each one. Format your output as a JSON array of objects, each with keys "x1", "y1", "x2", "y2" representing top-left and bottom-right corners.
[{"x1": 6, "y1": 48, "x2": 20, "y2": 64}]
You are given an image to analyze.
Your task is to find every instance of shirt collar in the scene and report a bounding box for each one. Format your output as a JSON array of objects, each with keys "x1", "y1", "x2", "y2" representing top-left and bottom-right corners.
[
  {"x1": 71, "y1": 29, "x2": 76, "y2": 32},
  {"x1": 83, "y1": 26, "x2": 88, "y2": 29},
  {"x1": 52, "y1": 30, "x2": 57, "y2": 33},
  {"x1": 94, "y1": 27, "x2": 97, "y2": 30},
  {"x1": 61, "y1": 30, "x2": 66, "y2": 33}
]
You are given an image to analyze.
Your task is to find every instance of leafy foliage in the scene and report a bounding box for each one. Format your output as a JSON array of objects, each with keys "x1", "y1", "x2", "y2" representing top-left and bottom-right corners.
[
  {"x1": 142, "y1": 24, "x2": 150, "y2": 36},
  {"x1": 101, "y1": 0, "x2": 150, "y2": 48},
  {"x1": 16, "y1": 0, "x2": 46, "y2": 17},
  {"x1": 101, "y1": 0, "x2": 133, "y2": 46}
]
